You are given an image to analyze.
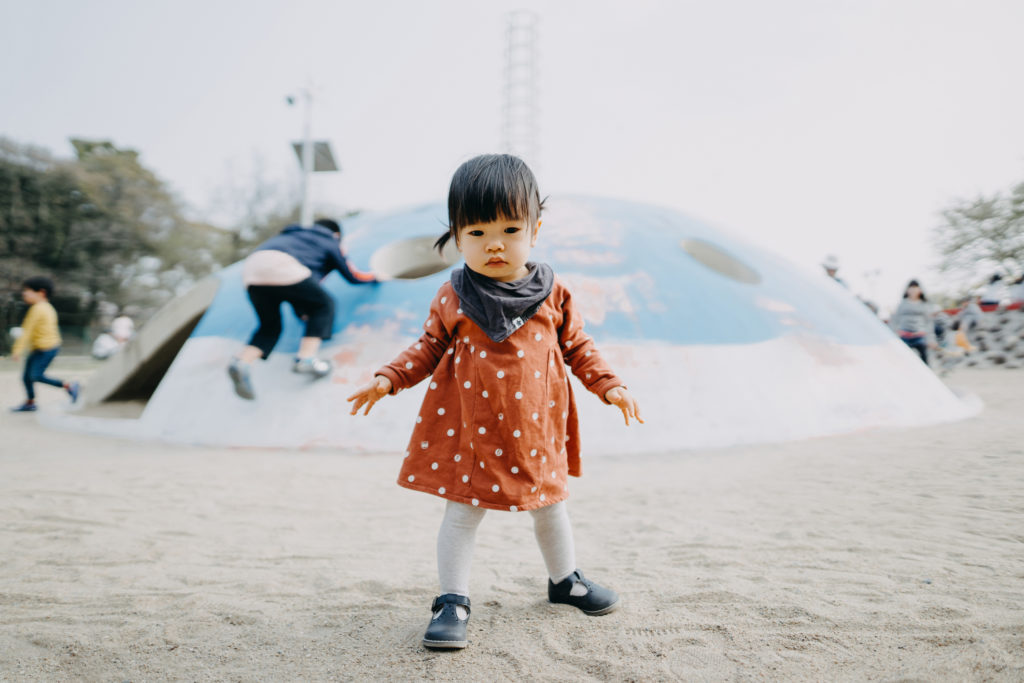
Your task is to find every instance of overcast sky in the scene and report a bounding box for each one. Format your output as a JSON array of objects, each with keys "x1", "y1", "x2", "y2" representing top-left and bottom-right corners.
[{"x1": 3, "y1": 0, "x2": 1024, "y2": 308}]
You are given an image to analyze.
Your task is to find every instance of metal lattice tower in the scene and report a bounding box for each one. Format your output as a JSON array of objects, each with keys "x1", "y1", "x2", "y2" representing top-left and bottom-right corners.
[{"x1": 502, "y1": 11, "x2": 540, "y2": 168}]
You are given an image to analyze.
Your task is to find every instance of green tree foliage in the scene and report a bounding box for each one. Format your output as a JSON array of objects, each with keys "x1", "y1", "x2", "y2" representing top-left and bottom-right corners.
[
  {"x1": 0, "y1": 137, "x2": 229, "y2": 351},
  {"x1": 936, "y1": 182, "x2": 1024, "y2": 280}
]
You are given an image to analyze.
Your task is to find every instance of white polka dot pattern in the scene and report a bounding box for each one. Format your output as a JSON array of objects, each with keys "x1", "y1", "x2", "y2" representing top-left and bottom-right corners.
[{"x1": 391, "y1": 280, "x2": 622, "y2": 511}]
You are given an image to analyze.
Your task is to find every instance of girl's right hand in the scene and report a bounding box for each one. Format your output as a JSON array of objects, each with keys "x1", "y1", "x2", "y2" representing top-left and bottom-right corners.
[{"x1": 346, "y1": 375, "x2": 392, "y2": 416}]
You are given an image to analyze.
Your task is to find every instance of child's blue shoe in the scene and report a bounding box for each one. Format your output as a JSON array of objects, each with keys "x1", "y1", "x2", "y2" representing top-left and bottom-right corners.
[
  {"x1": 548, "y1": 570, "x2": 620, "y2": 616},
  {"x1": 10, "y1": 402, "x2": 38, "y2": 413},
  {"x1": 227, "y1": 360, "x2": 255, "y2": 400},
  {"x1": 422, "y1": 593, "x2": 470, "y2": 650},
  {"x1": 66, "y1": 381, "x2": 80, "y2": 403}
]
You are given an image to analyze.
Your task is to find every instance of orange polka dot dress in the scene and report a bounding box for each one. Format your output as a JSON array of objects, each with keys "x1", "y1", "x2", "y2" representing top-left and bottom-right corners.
[{"x1": 376, "y1": 277, "x2": 624, "y2": 512}]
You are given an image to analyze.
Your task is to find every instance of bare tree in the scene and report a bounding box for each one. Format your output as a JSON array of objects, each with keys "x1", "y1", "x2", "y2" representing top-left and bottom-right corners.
[{"x1": 206, "y1": 153, "x2": 300, "y2": 264}]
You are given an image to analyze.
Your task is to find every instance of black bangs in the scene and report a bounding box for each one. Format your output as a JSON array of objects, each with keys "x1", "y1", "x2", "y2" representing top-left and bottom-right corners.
[{"x1": 435, "y1": 154, "x2": 543, "y2": 252}]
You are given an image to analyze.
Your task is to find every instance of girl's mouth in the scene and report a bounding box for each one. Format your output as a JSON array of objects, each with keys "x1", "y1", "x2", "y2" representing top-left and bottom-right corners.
[{"x1": 486, "y1": 258, "x2": 506, "y2": 266}]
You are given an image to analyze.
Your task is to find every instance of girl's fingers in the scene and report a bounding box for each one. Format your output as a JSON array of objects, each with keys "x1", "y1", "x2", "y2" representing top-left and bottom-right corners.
[
  {"x1": 348, "y1": 396, "x2": 364, "y2": 415},
  {"x1": 615, "y1": 398, "x2": 630, "y2": 426},
  {"x1": 614, "y1": 394, "x2": 644, "y2": 426}
]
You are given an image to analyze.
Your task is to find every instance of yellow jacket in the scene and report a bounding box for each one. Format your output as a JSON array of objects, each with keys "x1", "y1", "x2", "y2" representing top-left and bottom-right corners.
[{"x1": 13, "y1": 301, "x2": 62, "y2": 355}]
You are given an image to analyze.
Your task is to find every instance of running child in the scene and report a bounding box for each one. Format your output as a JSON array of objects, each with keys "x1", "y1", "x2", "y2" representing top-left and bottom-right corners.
[
  {"x1": 9, "y1": 276, "x2": 79, "y2": 412},
  {"x1": 347, "y1": 154, "x2": 642, "y2": 650}
]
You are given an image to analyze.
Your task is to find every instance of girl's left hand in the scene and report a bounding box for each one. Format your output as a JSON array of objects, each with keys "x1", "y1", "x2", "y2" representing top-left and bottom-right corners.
[{"x1": 605, "y1": 386, "x2": 643, "y2": 426}]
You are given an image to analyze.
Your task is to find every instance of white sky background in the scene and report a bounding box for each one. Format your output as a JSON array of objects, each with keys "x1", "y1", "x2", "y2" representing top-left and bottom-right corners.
[{"x1": 3, "y1": 0, "x2": 1024, "y2": 312}]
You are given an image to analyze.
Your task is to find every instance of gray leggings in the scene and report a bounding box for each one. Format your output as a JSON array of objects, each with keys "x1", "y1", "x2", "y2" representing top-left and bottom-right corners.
[{"x1": 437, "y1": 500, "x2": 576, "y2": 597}]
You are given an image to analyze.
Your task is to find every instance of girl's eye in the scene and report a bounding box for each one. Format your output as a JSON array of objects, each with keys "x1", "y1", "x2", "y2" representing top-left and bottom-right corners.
[
  {"x1": 504, "y1": 227, "x2": 520, "y2": 234},
  {"x1": 467, "y1": 230, "x2": 484, "y2": 237}
]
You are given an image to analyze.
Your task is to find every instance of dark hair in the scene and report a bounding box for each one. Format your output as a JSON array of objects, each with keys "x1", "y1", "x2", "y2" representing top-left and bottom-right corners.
[
  {"x1": 435, "y1": 154, "x2": 544, "y2": 252},
  {"x1": 314, "y1": 218, "x2": 342, "y2": 235},
  {"x1": 903, "y1": 279, "x2": 927, "y2": 301},
  {"x1": 22, "y1": 276, "x2": 54, "y2": 298}
]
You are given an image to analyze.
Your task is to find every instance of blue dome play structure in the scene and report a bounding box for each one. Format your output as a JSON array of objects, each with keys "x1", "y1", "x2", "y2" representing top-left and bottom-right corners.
[{"x1": 64, "y1": 196, "x2": 976, "y2": 453}]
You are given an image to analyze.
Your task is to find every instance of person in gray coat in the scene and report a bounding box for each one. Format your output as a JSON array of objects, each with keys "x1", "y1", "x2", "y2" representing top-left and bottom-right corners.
[{"x1": 889, "y1": 279, "x2": 935, "y2": 364}]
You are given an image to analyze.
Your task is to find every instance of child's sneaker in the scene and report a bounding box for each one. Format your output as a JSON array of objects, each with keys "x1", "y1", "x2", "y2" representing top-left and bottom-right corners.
[
  {"x1": 548, "y1": 570, "x2": 620, "y2": 615},
  {"x1": 292, "y1": 357, "x2": 333, "y2": 379},
  {"x1": 66, "y1": 381, "x2": 80, "y2": 404},
  {"x1": 10, "y1": 401, "x2": 38, "y2": 413},
  {"x1": 227, "y1": 360, "x2": 255, "y2": 400},
  {"x1": 422, "y1": 593, "x2": 470, "y2": 650}
]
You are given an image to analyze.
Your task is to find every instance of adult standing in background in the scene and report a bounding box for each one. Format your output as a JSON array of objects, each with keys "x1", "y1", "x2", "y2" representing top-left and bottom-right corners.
[
  {"x1": 228, "y1": 218, "x2": 378, "y2": 400},
  {"x1": 890, "y1": 279, "x2": 936, "y2": 365}
]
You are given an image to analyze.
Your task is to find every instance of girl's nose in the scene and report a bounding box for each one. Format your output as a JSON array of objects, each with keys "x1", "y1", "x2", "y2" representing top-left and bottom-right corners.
[{"x1": 486, "y1": 239, "x2": 503, "y2": 252}]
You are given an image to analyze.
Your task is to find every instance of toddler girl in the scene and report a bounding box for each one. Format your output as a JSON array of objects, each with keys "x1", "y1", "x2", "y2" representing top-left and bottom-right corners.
[{"x1": 347, "y1": 154, "x2": 641, "y2": 649}]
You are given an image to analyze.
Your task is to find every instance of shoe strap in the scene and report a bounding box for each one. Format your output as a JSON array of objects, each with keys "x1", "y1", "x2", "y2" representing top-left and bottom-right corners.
[{"x1": 432, "y1": 593, "x2": 471, "y2": 612}]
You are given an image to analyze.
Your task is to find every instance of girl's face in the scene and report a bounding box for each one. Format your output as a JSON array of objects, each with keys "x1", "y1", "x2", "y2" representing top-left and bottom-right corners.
[
  {"x1": 907, "y1": 285, "x2": 922, "y2": 300},
  {"x1": 457, "y1": 216, "x2": 540, "y2": 282}
]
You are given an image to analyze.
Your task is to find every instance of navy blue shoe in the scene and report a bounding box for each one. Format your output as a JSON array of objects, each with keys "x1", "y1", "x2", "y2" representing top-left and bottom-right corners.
[
  {"x1": 423, "y1": 593, "x2": 470, "y2": 650},
  {"x1": 10, "y1": 402, "x2": 38, "y2": 413},
  {"x1": 227, "y1": 360, "x2": 255, "y2": 400},
  {"x1": 548, "y1": 570, "x2": 620, "y2": 616},
  {"x1": 66, "y1": 381, "x2": 80, "y2": 404}
]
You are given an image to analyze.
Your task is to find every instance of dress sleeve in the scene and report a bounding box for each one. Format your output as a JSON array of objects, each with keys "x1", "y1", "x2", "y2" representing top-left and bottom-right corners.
[
  {"x1": 557, "y1": 286, "x2": 624, "y2": 403},
  {"x1": 376, "y1": 289, "x2": 453, "y2": 393}
]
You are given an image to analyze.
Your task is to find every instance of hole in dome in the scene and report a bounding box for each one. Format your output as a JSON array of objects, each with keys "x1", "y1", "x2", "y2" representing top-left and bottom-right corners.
[
  {"x1": 370, "y1": 235, "x2": 461, "y2": 280},
  {"x1": 681, "y1": 238, "x2": 761, "y2": 285}
]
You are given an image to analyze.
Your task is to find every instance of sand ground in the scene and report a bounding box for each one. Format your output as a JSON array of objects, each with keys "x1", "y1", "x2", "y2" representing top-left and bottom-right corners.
[{"x1": 1, "y1": 357, "x2": 1022, "y2": 682}]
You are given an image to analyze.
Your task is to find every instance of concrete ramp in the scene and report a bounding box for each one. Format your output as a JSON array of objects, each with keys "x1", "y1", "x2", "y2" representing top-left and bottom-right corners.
[{"x1": 81, "y1": 277, "x2": 220, "y2": 405}]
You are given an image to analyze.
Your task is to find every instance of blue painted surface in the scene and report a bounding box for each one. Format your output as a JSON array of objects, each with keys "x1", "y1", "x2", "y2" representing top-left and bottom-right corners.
[{"x1": 192, "y1": 196, "x2": 892, "y2": 350}]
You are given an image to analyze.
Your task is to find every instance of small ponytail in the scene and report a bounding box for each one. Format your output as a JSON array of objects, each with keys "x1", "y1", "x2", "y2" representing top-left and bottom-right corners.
[{"x1": 434, "y1": 230, "x2": 453, "y2": 253}]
